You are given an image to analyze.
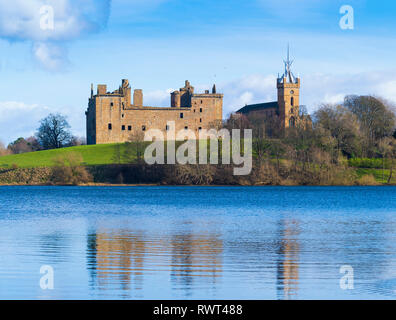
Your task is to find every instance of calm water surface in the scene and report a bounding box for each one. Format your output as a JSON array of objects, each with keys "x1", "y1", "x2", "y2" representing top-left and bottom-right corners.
[{"x1": 0, "y1": 186, "x2": 395, "y2": 300}]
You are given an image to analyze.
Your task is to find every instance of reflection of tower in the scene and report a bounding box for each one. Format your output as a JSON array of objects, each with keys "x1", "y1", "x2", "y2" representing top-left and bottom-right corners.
[
  {"x1": 170, "y1": 233, "x2": 223, "y2": 296},
  {"x1": 87, "y1": 230, "x2": 145, "y2": 295},
  {"x1": 277, "y1": 45, "x2": 300, "y2": 129},
  {"x1": 276, "y1": 219, "x2": 300, "y2": 299}
]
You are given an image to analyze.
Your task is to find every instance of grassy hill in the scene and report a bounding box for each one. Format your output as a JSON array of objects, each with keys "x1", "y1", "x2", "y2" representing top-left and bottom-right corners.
[
  {"x1": 0, "y1": 143, "x2": 130, "y2": 168},
  {"x1": 0, "y1": 140, "x2": 213, "y2": 169}
]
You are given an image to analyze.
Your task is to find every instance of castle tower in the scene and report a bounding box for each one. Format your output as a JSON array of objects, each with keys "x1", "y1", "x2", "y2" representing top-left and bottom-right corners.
[
  {"x1": 121, "y1": 79, "x2": 132, "y2": 106},
  {"x1": 277, "y1": 46, "x2": 300, "y2": 128},
  {"x1": 180, "y1": 80, "x2": 194, "y2": 107}
]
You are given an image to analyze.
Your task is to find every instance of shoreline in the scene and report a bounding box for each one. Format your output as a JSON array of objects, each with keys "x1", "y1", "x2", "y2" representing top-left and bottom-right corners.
[{"x1": 1, "y1": 183, "x2": 395, "y2": 187}]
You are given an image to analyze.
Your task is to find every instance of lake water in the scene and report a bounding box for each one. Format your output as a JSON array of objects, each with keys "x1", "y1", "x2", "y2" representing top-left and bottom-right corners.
[{"x1": 0, "y1": 186, "x2": 395, "y2": 300}]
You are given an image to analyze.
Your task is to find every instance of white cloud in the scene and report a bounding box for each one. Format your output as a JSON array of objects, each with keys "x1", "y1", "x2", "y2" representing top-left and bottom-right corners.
[
  {"x1": 0, "y1": 0, "x2": 111, "y2": 71},
  {"x1": 32, "y1": 42, "x2": 69, "y2": 71},
  {"x1": 0, "y1": 101, "x2": 51, "y2": 143},
  {"x1": 0, "y1": 0, "x2": 170, "y2": 71},
  {"x1": 0, "y1": 0, "x2": 110, "y2": 42},
  {"x1": 376, "y1": 80, "x2": 396, "y2": 104}
]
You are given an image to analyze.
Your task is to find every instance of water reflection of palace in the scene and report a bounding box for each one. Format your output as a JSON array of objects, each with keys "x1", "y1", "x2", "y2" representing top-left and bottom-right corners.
[
  {"x1": 171, "y1": 234, "x2": 223, "y2": 295},
  {"x1": 276, "y1": 219, "x2": 300, "y2": 299},
  {"x1": 87, "y1": 230, "x2": 145, "y2": 295},
  {"x1": 86, "y1": 228, "x2": 223, "y2": 296}
]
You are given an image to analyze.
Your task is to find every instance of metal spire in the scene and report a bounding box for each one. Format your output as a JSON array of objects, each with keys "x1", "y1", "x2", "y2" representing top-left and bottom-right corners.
[
  {"x1": 282, "y1": 44, "x2": 296, "y2": 83},
  {"x1": 287, "y1": 43, "x2": 289, "y2": 64}
]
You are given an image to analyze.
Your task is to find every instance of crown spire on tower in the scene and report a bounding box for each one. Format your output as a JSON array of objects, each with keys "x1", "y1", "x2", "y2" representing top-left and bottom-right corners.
[{"x1": 279, "y1": 44, "x2": 297, "y2": 84}]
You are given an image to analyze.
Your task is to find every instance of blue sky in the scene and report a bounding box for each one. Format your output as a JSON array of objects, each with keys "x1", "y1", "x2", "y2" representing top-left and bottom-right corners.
[{"x1": 0, "y1": 0, "x2": 396, "y2": 144}]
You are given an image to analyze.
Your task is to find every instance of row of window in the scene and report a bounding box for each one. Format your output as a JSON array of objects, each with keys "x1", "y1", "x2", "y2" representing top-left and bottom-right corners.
[
  {"x1": 108, "y1": 107, "x2": 203, "y2": 116},
  {"x1": 180, "y1": 109, "x2": 203, "y2": 118},
  {"x1": 108, "y1": 124, "x2": 133, "y2": 131},
  {"x1": 108, "y1": 124, "x2": 203, "y2": 131}
]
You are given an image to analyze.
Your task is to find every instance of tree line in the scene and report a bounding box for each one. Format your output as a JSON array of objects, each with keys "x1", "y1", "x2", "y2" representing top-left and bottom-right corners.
[
  {"x1": 220, "y1": 94, "x2": 396, "y2": 185},
  {"x1": 0, "y1": 113, "x2": 84, "y2": 155}
]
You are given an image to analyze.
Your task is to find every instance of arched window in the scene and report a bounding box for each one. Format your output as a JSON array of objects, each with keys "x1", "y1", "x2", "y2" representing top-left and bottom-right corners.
[
  {"x1": 291, "y1": 97, "x2": 294, "y2": 106},
  {"x1": 289, "y1": 117, "x2": 295, "y2": 128}
]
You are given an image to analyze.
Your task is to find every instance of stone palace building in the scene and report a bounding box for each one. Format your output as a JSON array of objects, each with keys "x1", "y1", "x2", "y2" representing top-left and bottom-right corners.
[{"x1": 86, "y1": 79, "x2": 223, "y2": 144}]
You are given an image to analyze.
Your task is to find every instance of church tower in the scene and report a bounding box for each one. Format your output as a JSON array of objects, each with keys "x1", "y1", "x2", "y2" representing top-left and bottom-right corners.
[{"x1": 277, "y1": 46, "x2": 300, "y2": 128}]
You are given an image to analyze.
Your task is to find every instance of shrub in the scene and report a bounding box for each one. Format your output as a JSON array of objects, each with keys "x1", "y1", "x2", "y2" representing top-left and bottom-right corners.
[
  {"x1": 50, "y1": 152, "x2": 92, "y2": 185},
  {"x1": 169, "y1": 164, "x2": 215, "y2": 185},
  {"x1": 356, "y1": 174, "x2": 380, "y2": 186}
]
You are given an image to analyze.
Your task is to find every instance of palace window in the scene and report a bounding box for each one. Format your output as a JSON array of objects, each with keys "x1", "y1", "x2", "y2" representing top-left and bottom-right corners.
[
  {"x1": 122, "y1": 125, "x2": 125, "y2": 131},
  {"x1": 180, "y1": 113, "x2": 184, "y2": 119},
  {"x1": 184, "y1": 126, "x2": 188, "y2": 130},
  {"x1": 110, "y1": 102, "x2": 114, "y2": 107},
  {"x1": 200, "y1": 108, "x2": 202, "y2": 113},
  {"x1": 291, "y1": 97, "x2": 294, "y2": 106},
  {"x1": 142, "y1": 125, "x2": 146, "y2": 131},
  {"x1": 128, "y1": 125, "x2": 132, "y2": 131},
  {"x1": 289, "y1": 117, "x2": 295, "y2": 128},
  {"x1": 198, "y1": 127, "x2": 202, "y2": 131},
  {"x1": 166, "y1": 125, "x2": 170, "y2": 131},
  {"x1": 200, "y1": 118, "x2": 202, "y2": 123},
  {"x1": 108, "y1": 123, "x2": 112, "y2": 130}
]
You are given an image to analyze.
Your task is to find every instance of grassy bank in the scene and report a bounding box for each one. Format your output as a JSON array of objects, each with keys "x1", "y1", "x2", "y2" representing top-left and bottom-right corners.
[
  {"x1": 0, "y1": 143, "x2": 128, "y2": 168},
  {"x1": 0, "y1": 144, "x2": 395, "y2": 185}
]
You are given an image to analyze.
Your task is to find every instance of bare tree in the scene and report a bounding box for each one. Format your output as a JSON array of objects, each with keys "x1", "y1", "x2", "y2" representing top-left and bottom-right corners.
[
  {"x1": 36, "y1": 113, "x2": 72, "y2": 150},
  {"x1": 378, "y1": 137, "x2": 396, "y2": 184},
  {"x1": 344, "y1": 95, "x2": 396, "y2": 155},
  {"x1": 7, "y1": 136, "x2": 41, "y2": 154},
  {"x1": 313, "y1": 104, "x2": 362, "y2": 158},
  {"x1": 123, "y1": 130, "x2": 146, "y2": 164},
  {"x1": 0, "y1": 140, "x2": 10, "y2": 156},
  {"x1": 68, "y1": 136, "x2": 86, "y2": 147}
]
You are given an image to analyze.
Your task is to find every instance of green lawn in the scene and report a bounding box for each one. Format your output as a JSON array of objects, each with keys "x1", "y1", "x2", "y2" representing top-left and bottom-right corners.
[
  {"x1": 0, "y1": 143, "x2": 130, "y2": 168},
  {"x1": 0, "y1": 140, "x2": 224, "y2": 169}
]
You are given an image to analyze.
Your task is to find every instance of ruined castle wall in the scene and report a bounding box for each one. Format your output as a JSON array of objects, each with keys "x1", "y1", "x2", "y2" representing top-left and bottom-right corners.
[{"x1": 88, "y1": 92, "x2": 223, "y2": 144}]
